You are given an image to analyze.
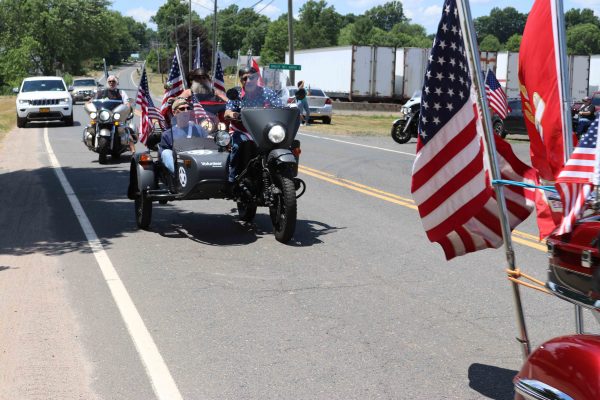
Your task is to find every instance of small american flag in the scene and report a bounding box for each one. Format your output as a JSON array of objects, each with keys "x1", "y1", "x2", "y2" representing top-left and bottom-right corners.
[
  {"x1": 213, "y1": 52, "x2": 225, "y2": 92},
  {"x1": 485, "y1": 68, "x2": 508, "y2": 120},
  {"x1": 161, "y1": 52, "x2": 184, "y2": 112},
  {"x1": 410, "y1": 0, "x2": 535, "y2": 259},
  {"x1": 191, "y1": 94, "x2": 208, "y2": 119},
  {"x1": 555, "y1": 115, "x2": 600, "y2": 234},
  {"x1": 135, "y1": 66, "x2": 164, "y2": 144}
]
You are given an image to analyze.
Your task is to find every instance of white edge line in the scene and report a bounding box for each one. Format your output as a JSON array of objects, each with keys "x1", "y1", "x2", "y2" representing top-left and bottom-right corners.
[
  {"x1": 298, "y1": 132, "x2": 417, "y2": 157},
  {"x1": 43, "y1": 127, "x2": 183, "y2": 400}
]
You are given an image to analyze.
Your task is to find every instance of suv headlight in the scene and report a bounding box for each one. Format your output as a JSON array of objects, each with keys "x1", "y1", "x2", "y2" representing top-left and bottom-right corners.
[
  {"x1": 99, "y1": 110, "x2": 111, "y2": 122},
  {"x1": 18, "y1": 99, "x2": 29, "y2": 105},
  {"x1": 61, "y1": 98, "x2": 70, "y2": 103},
  {"x1": 267, "y1": 124, "x2": 286, "y2": 144}
]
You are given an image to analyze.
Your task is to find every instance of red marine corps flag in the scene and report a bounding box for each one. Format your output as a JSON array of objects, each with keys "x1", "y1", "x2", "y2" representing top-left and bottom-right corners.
[
  {"x1": 410, "y1": 0, "x2": 536, "y2": 259},
  {"x1": 518, "y1": 0, "x2": 568, "y2": 237}
]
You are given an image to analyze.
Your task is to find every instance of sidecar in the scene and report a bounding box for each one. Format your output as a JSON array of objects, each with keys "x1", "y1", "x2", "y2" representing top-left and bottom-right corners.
[{"x1": 127, "y1": 110, "x2": 231, "y2": 229}]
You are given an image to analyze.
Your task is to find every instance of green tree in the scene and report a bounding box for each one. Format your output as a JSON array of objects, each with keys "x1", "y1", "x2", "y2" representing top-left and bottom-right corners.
[
  {"x1": 260, "y1": 15, "x2": 291, "y2": 64},
  {"x1": 566, "y1": 23, "x2": 600, "y2": 55},
  {"x1": 474, "y1": 7, "x2": 527, "y2": 44},
  {"x1": 151, "y1": 0, "x2": 189, "y2": 48},
  {"x1": 479, "y1": 34, "x2": 501, "y2": 51},
  {"x1": 364, "y1": 1, "x2": 407, "y2": 31},
  {"x1": 296, "y1": 1, "x2": 343, "y2": 49},
  {"x1": 565, "y1": 8, "x2": 600, "y2": 29},
  {"x1": 504, "y1": 34, "x2": 522, "y2": 52},
  {"x1": 213, "y1": 5, "x2": 269, "y2": 58}
]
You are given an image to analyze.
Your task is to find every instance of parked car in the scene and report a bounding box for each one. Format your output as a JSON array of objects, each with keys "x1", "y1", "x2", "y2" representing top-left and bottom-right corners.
[
  {"x1": 69, "y1": 77, "x2": 100, "y2": 104},
  {"x1": 492, "y1": 98, "x2": 527, "y2": 138},
  {"x1": 14, "y1": 76, "x2": 73, "y2": 128},
  {"x1": 278, "y1": 86, "x2": 333, "y2": 124}
]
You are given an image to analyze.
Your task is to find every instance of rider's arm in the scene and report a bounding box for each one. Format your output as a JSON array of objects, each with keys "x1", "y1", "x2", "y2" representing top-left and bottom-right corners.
[{"x1": 224, "y1": 99, "x2": 240, "y2": 119}]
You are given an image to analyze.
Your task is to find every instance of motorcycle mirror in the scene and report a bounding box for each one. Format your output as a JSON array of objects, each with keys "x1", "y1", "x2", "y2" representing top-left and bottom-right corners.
[{"x1": 226, "y1": 87, "x2": 240, "y2": 101}]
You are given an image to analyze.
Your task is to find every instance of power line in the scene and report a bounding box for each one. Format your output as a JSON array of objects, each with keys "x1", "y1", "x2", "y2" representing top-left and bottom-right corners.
[{"x1": 255, "y1": 0, "x2": 274, "y2": 14}]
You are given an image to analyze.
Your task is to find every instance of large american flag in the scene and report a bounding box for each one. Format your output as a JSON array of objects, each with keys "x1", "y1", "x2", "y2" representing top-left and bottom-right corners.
[
  {"x1": 410, "y1": 0, "x2": 535, "y2": 260},
  {"x1": 161, "y1": 52, "x2": 184, "y2": 112},
  {"x1": 135, "y1": 66, "x2": 164, "y2": 144},
  {"x1": 485, "y1": 68, "x2": 508, "y2": 119},
  {"x1": 555, "y1": 115, "x2": 600, "y2": 234},
  {"x1": 213, "y1": 52, "x2": 225, "y2": 92}
]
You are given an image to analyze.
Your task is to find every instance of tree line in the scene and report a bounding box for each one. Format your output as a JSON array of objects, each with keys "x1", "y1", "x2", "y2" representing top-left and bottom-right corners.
[{"x1": 1, "y1": 0, "x2": 599, "y2": 94}]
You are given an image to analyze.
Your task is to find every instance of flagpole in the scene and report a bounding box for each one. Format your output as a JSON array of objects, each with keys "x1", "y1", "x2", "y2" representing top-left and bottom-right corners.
[
  {"x1": 213, "y1": 42, "x2": 219, "y2": 78},
  {"x1": 456, "y1": 0, "x2": 531, "y2": 359},
  {"x1": 175, "y1": 44, "x2": 188, "y2": 90},
  {"x1": 136, "y1": 61, "x2": 147, "y2": 112},
  {"x1": 551, "y1": 0, "x2": 584, "y2": 334}
]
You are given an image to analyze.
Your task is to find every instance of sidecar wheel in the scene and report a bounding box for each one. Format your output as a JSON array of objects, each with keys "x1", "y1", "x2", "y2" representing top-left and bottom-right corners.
[
  {"x1": 135, "y1": 191, "x2": 152, "y2": 229},
  {"x1": 270, "y1": 172, "x2": 297, "y2": 243},
  {"x1": 237, "y1": 201, "x2": 257, "y2": 222},
  {"x1": 391, "y1": 122, "x2": 412, "y2": 144}
]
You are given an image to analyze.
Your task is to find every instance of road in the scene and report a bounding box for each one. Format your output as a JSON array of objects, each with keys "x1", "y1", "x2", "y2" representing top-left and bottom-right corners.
[{"x1": 0, "y1": 65, "x2": 592, "y2": 400}]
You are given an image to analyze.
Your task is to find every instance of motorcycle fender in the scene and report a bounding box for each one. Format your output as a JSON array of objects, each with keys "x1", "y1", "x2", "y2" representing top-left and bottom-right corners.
[
  {"x1": 268, "y1": 149, "x2": 297, "y2": 165},
  {"x1": 392, "y1": 119, "x2": 402, "y2": 125},
  {"x1": 127, "y1": 156, "x2": 156, "y2": 200},
  {"x1": 514, "y1": 334, "x2": 600, "y2": 400}
]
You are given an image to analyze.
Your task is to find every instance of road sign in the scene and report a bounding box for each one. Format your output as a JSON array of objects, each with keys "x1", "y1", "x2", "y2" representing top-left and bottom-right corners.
[{"x1": 269, "y1": 63, "x2": 301, "y2": 71}]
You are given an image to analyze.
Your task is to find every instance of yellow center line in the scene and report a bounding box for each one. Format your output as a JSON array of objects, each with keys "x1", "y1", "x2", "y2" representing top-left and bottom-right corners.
[{"x1": 298, "y1": 165, "x2": 547, "y2": 252}]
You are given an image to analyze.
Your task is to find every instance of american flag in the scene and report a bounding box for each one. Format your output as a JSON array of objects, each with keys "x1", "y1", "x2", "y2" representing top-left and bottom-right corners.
[
  {"x1": 135, "y1": 66, "x2": 164, "y2": 144},
  {"x1": 251, "y1": 57, "x2": 264, "y2": 87},
  {"x1": 213, "y1": 52, "x2": 225, "y2": 92},
  {"x1": 485, "y1": 68, "x2": 508, "y2": 120},
  {"x1": 161, "y1": 52, "x2": 184, "y2": 112},
  {"x1": 555, "y1": 115, "x2": 600, "y2": 234},
  {"x1": 410, "y1": 0, "x2": 535, "y2": 260},
  {"x1": 191, "y1": 94, "x2": 208, "y2": 119}
]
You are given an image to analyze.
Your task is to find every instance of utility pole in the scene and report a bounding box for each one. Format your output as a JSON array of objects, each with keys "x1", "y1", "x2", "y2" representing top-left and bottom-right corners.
[
  {"x1": 212, "y1": 0, "x2": 218, "y2": 74},
  {"x1": 188, "y1": 0, "x2": 193, "y2": 71},
  {"x1": 287, "y1": 0, "x2": 295, "y2": 85}
]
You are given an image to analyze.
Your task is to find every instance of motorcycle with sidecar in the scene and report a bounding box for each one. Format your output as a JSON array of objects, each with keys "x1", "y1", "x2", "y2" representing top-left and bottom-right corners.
[
  {"x1": 127, "y1": 104, "x2": 305, "y2": 244},
  {"x1": 83, "y1": 98, "x2": 135, "y2": 164}
]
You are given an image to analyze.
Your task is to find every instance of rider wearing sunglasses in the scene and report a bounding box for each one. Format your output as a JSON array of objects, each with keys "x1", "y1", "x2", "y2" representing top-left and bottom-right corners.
[{"x1": 224, "y1": 66, "x2": 282, "y2": 183}]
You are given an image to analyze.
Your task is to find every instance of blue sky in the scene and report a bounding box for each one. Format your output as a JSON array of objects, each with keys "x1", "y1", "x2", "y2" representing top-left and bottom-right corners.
[{"x1": 110, "y1": 0, "x2": 600, "y2": 35}]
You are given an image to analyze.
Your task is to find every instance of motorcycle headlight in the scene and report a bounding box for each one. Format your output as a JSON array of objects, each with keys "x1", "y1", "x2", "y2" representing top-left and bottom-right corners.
[
  {"x1": 99, "y1": 110, "x2": 110, "y2": 122},
  {"x1": 113, "y1": 112, "x2": 121, "y2": 121},
  {"x1": 90, "y1": 112, "x2": 97, "y2": 120},
  {"x1": 215, "y1": 130, "x2": 231, "y2": 147},
  {"x1": 401, "y1": 107, "x2": 411, "y2": 114},
  {"x1": 267, "y1": 124, "x2": 286, "y2": 144}
]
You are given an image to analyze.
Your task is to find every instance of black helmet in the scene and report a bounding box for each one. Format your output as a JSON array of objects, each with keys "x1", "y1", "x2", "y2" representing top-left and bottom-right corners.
[{"x1": 188, "y1": 67, "x2": 209, "y2": 81}]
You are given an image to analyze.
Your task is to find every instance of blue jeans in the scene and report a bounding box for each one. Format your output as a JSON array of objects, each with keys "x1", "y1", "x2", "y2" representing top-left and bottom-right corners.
[
  {"x1": 228, "y1": 131, "x2": 252, "y2": 182},
  {"x1": 577, "y1": 117, "x2": 592, "y2": 137},
  {"x1": 161, "y1": 149, "x2": 175, "y2": 174}
]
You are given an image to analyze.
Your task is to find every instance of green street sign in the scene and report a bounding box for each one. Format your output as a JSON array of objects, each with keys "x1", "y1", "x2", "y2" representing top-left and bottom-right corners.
[{"x1": 269, "y1": 63, "x2": 301, "y2": 71}]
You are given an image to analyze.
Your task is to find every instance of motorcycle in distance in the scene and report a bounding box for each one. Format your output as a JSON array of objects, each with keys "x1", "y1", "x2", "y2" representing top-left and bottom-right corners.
[
  {"x1": 82, "y1": 98, "x2": 134, "y2": 164},
  {"x1": 391, "y1": 90, "x2": 420, "y2": 144},
  {"x1": 127, "y1": 98, "x2": 306, "y2": 244}
]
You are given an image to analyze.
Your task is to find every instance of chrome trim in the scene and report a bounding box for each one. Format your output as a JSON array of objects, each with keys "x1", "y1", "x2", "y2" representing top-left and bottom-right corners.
[
  {"x1": 582, "y1": 249, "x2": 592, "y2": 268},
  {"x1": 515, "y1": 378, "x2": 574, "y2": 400},
  {"x1": 547, "y1": 279, "x2": 600, "y2": 310},
  {"x1": 547, "y1": 241, "x2": 555, "y2": 257}
]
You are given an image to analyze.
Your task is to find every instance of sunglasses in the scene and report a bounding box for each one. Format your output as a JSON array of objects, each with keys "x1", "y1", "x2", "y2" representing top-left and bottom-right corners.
[
  {"x1": 241, "y1": 75, "x2": 257, "y2": 82},
  {"x1": 177, "y1": 107, "x2": 190, "y2": 111},
  {"x1": 108, "y1": 80, "x2": 117, "y2": 83}
]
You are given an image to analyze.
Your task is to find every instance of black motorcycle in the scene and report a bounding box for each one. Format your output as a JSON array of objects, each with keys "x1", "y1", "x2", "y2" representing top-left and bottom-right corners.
[
  {"x1": 128, "y1": 101, "x2": 305, "y2": 243},
  {"x1": 83, "y1": 99, "x2": 134, "y2": 164},
  {"x1": 391, "y1": 93, "x2": 420, "y2": 144}
]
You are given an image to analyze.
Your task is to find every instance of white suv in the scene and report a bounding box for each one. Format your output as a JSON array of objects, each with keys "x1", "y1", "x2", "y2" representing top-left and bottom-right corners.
[{"x1": 15, "y1": 76, "x2": 73, "y2": 128}]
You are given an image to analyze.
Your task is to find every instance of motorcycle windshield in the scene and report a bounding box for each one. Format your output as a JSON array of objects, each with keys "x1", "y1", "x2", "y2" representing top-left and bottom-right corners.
[
  {"x1": 240, "y1": 105, "x2": 300, "y2": 150},
  {"x1": 91, "y1": 99, "x2": 123, "y2": 111},
  {"x1": 169, "y1": 109, "x2": 220, "y2": 153}
]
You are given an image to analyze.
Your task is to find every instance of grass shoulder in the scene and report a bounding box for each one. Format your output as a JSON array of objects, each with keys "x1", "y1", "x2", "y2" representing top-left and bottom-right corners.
[{"x1": 0, "y1": 96, "x2": 16, "y2": 141}]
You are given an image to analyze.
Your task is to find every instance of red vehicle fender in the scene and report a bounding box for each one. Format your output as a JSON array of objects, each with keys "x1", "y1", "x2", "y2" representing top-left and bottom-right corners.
[{"x1": 514, "y1": 334, "x2": 600, "y2": 400}]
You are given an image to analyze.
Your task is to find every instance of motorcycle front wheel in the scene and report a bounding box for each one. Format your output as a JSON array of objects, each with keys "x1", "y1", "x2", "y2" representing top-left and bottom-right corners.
[
  {"x1": 135, "y1": 191, "x2": 152, "y2": 229},
  {"x1": 269, "y1": 171, "x2": 297, "y2": 243},
  {"x1": 98, "y1": 137, "x2": 110, "y2": 164},
  {"x1": 391, "y1": 121, "x2": 412, "y2": 144}
]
